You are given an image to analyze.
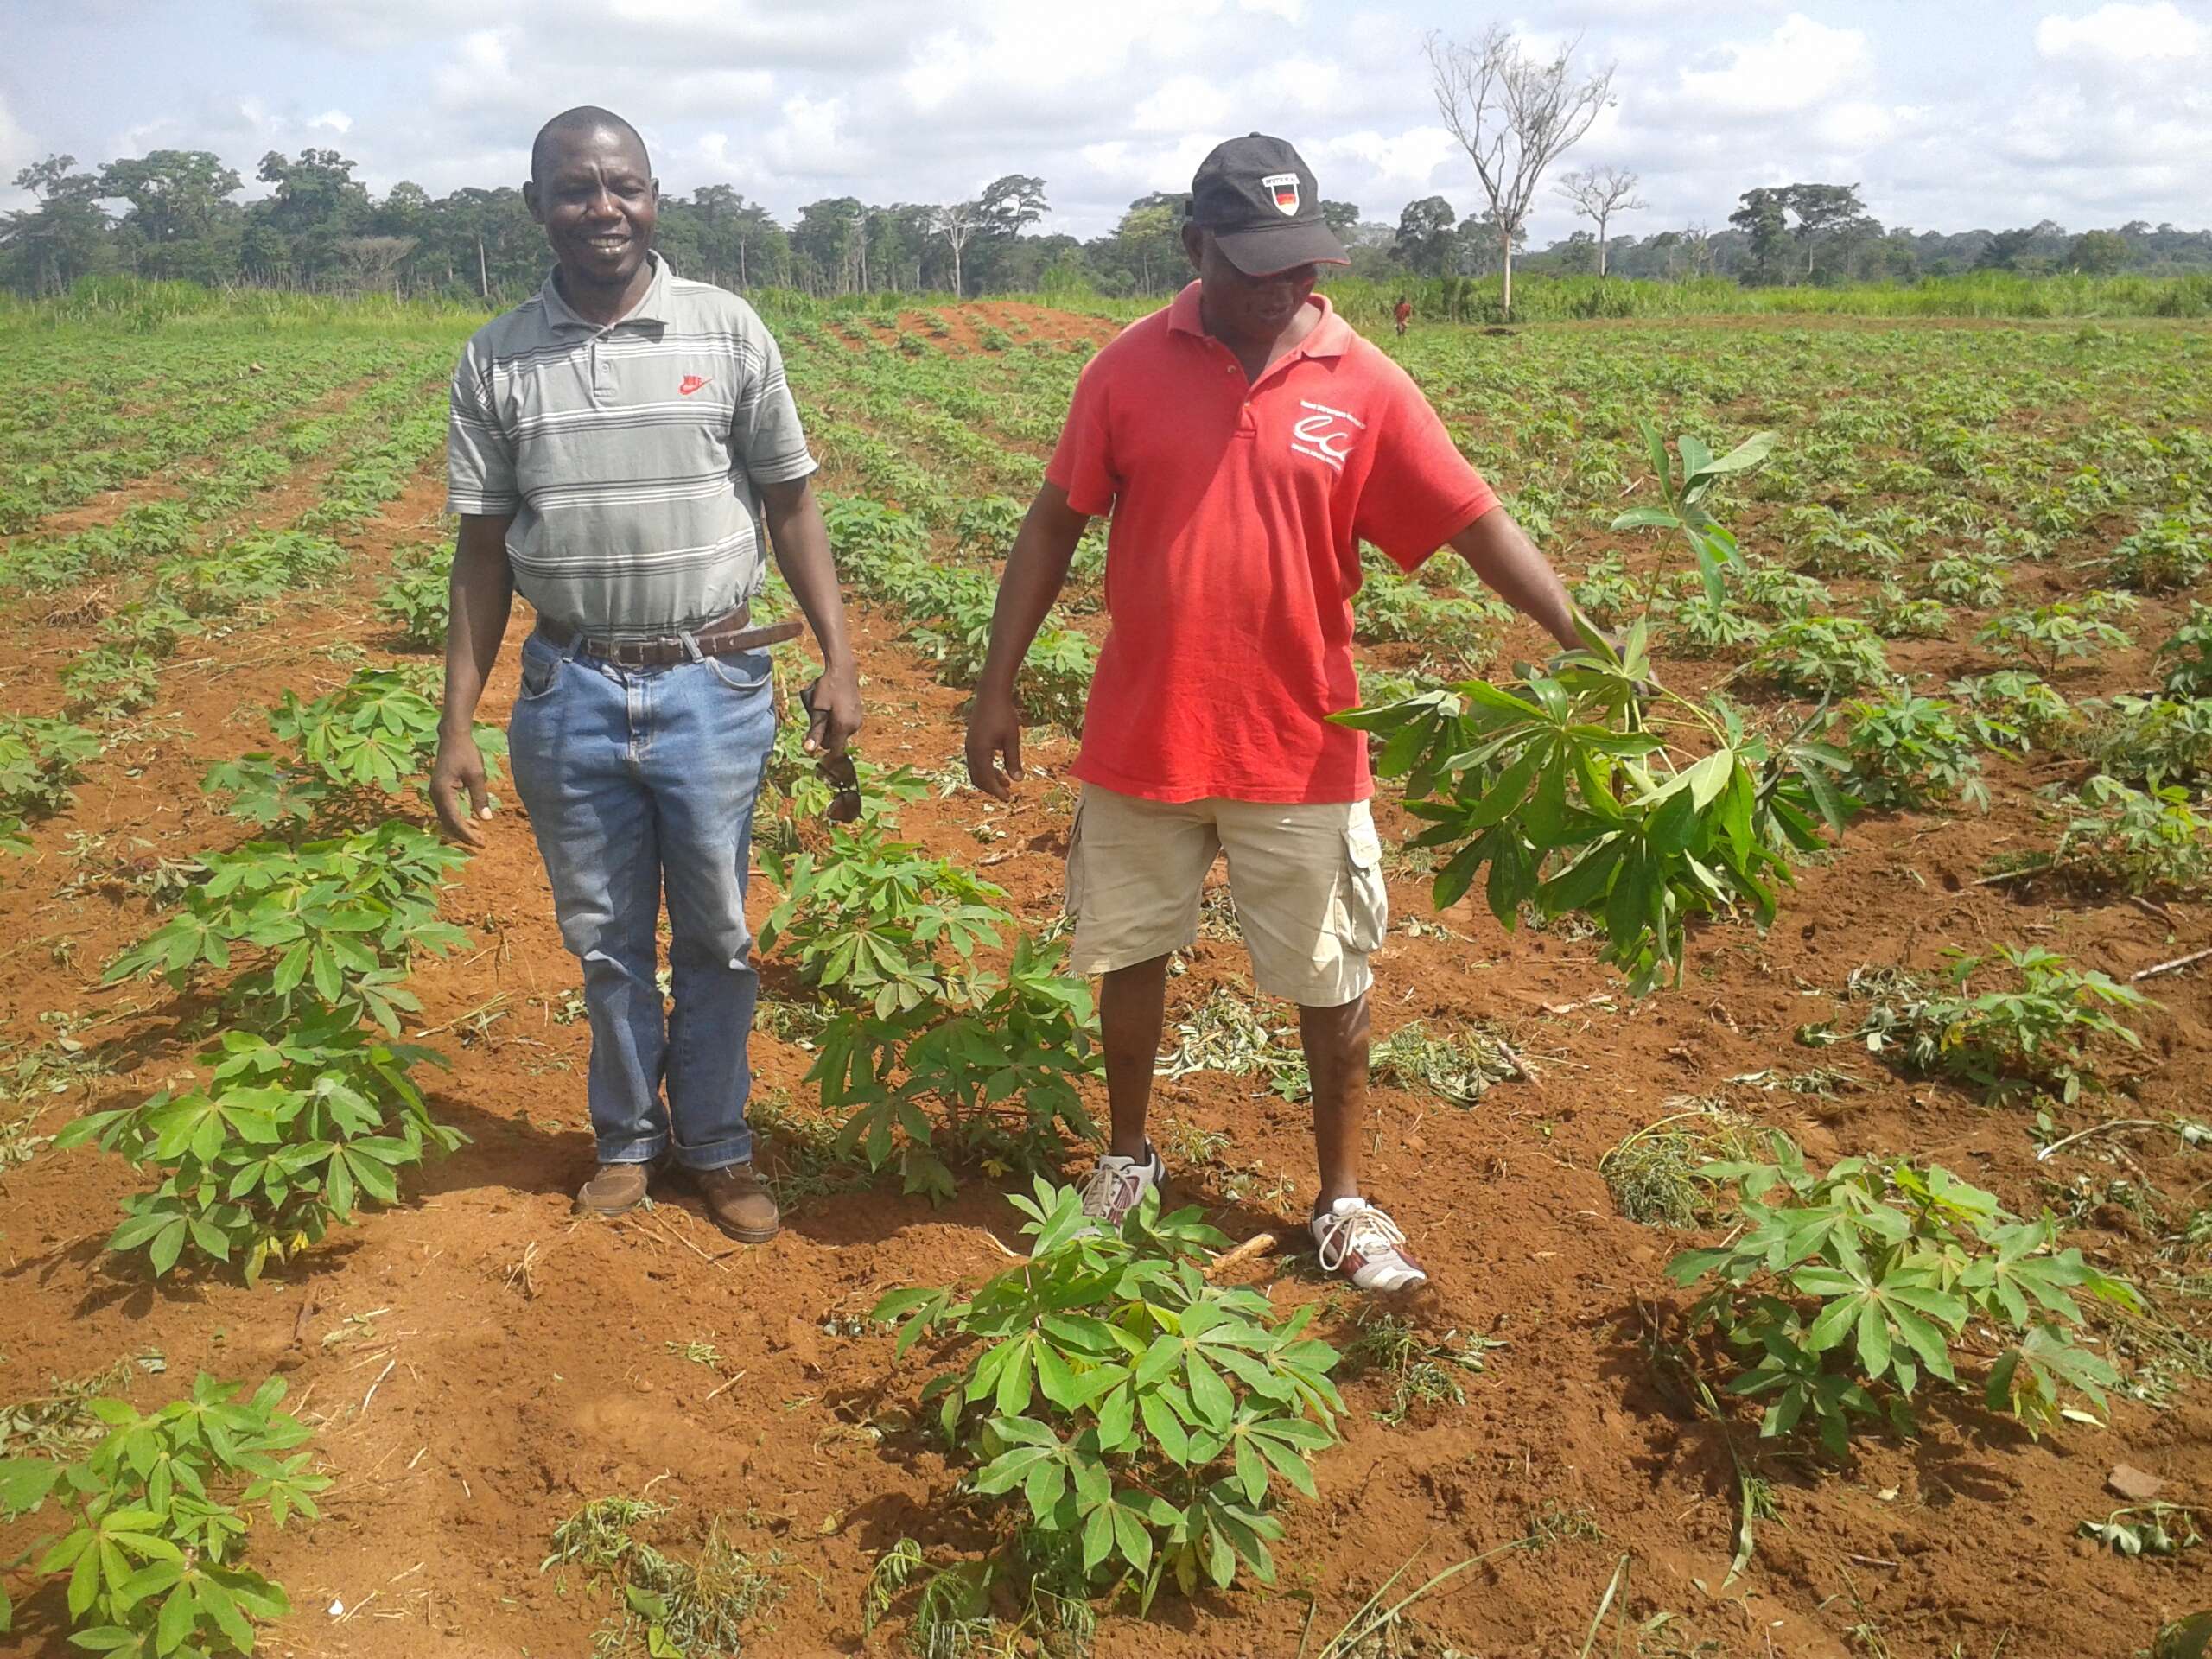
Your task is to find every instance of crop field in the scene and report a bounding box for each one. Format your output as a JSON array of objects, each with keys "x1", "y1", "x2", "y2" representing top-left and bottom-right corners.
[{"x1": 1, "y1": 294, "x2": 2209, "y2": 1659}]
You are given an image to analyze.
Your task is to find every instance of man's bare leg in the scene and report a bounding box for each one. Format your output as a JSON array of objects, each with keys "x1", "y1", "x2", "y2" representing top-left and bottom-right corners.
[
  {"x1": 1101, "y1": 955, "x2": 1171, "y2": 1160},
  {"x1": 1300, "y1": 992, "x2": 1370, "y2": 1207}
]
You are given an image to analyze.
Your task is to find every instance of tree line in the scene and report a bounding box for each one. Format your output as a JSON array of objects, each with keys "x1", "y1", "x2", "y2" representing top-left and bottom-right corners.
[{"x1": 4, "y1": 136, "x2": 2205, "y2": 306}]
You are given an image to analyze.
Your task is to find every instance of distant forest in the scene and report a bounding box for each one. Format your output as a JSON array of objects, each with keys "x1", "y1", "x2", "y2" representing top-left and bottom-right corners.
[{"x1": 5, "y1": 143, "x2": 2208, "y2": 302}]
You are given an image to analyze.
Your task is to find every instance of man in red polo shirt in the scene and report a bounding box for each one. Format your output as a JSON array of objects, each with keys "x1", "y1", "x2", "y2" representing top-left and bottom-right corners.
[{"x1": 965, "y1": 134, "x2": 1580, "y2": 1292}]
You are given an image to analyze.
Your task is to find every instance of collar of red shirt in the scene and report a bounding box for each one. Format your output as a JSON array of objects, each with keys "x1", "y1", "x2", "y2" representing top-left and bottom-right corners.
[{"x1": 1165, "y1": 280, "x2": 1352, "y2": 361}]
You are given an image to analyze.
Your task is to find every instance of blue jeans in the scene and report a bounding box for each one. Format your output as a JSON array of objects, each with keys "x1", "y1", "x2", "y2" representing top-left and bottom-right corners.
[{"x1": 507, "y1": 626, "x2": 777, "y2": 1171}]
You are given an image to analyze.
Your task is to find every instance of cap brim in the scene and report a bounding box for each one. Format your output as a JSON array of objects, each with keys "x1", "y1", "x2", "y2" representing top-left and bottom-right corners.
[{"x1": 1212, "y1": 220, "x2": 1350, "y2": 276}]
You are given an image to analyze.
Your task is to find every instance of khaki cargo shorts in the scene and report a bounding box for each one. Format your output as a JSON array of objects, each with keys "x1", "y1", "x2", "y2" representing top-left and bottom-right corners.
[{"x1": 1065, "y1": 785, "x2": 1389, "y2": 1007}]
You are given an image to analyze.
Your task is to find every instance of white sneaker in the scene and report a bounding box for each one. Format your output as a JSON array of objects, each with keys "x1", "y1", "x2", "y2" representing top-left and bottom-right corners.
[
  {"x1": 1077, "y1": 1142, "x2": 1165, "y2": 1233},
  {"x1": 1312, "y1": 1197, "x2": 1428, "y2": 1292}
]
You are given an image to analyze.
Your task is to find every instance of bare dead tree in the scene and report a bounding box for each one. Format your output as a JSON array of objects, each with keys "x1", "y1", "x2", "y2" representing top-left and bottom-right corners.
[
  {"x1": 1682, "y1": 221, "x2": 1713, "y2": 278},
  {"x1": 333, "y1": 234, "x2": 417, "y2": 297},
  {"x1": 1423, "y1": 27, "x2": 1617, "y2": 319},
  {"x1": 1555, "y1": 165, "x2": 1646, "y2": 278},
  {"x1": 937, "y1": 200, "x2": 982, "y2": 298}
]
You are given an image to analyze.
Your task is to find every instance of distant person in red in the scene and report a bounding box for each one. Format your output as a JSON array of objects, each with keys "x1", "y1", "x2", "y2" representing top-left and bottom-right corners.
[
  {"x1": 1393, "y1": 294, "x2": 1412, "y2": 335},
  {"x1": 964, "y1": 134, "x2": 1580, "y2": 1293}
]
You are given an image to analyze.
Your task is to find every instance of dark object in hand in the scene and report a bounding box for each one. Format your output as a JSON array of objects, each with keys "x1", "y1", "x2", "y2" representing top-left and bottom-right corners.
[
  {"x1": 800, "y1": 683, "x2": 863, "y2": 823},
  {"x1": 818, "y1": 752, "x2": 861, "y2": 823}
]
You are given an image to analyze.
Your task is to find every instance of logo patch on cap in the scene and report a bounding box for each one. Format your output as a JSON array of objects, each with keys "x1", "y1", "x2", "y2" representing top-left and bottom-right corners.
[{"x1": 1261, "y1": 172, "x2": 1300, "y2": 216}]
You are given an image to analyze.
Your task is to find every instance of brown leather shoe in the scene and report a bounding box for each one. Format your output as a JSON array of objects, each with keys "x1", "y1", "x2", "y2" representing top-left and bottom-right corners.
[
  {"x1": 690, "y1": 1162, "x2": 779, "y2": 1243},
  {"x1": 574, "y1": 1160, "x2": 657, "y2": 1217}
]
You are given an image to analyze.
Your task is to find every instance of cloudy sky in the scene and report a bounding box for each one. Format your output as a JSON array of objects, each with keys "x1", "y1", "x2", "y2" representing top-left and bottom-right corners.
[{"x1": 3, "y1": 1, "x2": 2208, "y2": 242}]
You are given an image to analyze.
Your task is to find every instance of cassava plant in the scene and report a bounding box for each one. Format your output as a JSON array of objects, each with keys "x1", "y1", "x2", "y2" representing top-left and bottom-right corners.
[
  {"x1": 102, "y1": 821, "x2": 467, "y2": 1035},
  {"x1": 1832, "y1": 945, "x2": 2149, "y2": 1104},
  {"x1": 874, "y1": 1180, "x2": 1342, "y2": 1609},
  {"x1": 761, "y1": 821, "x2": 1013, "y2": 1018},
  {"x1": 1669, "y1": 1137, "x2": 2140, "y2": 1453},
  {"x1": 2155, "y1": 603, "x2": 2212, "y2": 697},
  {"x1": 55, "y1": 1013, "x2": 460, "y2": 1282},
  {"x1": 0, "y1": 715, "x2": 100, "y2": 856},
  {"x1": 74, "y1": 798, "x2": 474, "y2": 1281},
  {"x1": 1610, "y1": 423, "x2": 1777, "y2": 606},
  {"x1": 2078, "y1": 695, "x2": 2212, "y2": 790},
  {"x1": 1979, "y1": 594, "x2": 2136, "y2": 676},
  {"x1": 1746, "y1": 617, "x2": 1893, "y2": 698},
  {"x1": 372, "y1": 544, "x2": 451, "y2": 650},
  {"x1": 1949, "y1": 671, "x2": 2075, "y2": 751},
  {"x1": 2050, "y1": 777, "x2": 2212, "y2": 896},
  {"x1": 0, "y1": 1372, "x2": 324, "y2": 1649},
  {"x1": 1829, "y1": 691, "x2": 1987, "y2": 812},
  {"x1": 2099, "y1": 512, "x2": 2210, "y2": 594},
  {"x1": 1338, "y1": 617, "x2": 1854, "y2": 993},
  {"x1": 808, "y1": 936, "x2": 1103, "y2": 1202},
  {"x1": 207, "y1": 667, "x2": 505, "y2": 826}
]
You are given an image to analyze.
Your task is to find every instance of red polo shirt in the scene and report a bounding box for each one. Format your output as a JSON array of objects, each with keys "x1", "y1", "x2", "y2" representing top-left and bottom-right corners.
[{"x1": 1046, "y1": 282, "x2": 1499, "y2": 804}]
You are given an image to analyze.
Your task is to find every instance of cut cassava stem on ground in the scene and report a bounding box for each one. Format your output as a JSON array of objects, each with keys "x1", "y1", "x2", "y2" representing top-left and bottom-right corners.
[{"x1": 2134, "y1": 945, "x2": 2212, "y2": 981}]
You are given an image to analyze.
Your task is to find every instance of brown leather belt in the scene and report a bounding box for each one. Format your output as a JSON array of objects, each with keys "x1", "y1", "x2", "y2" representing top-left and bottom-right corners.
[{"x1": 536, "y1": 604, "x2": 805, "y2": 668}]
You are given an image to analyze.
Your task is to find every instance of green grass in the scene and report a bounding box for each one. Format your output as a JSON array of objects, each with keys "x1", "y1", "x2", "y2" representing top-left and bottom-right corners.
[
  {"x1": 5, "y1": 269, "x2": 2205, "y2": 350},
  {"x1": 1329, "y1": 269, "x2": 2212, "y2": 326}
]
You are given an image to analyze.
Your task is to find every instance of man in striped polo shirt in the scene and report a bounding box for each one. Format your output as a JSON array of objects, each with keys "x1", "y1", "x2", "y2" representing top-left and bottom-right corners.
[{"x1": 434, "y1": 106, "x2": 861, "y2": 1243}]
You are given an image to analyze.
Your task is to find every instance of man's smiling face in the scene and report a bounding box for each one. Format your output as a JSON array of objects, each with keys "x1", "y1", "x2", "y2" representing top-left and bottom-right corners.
[{"x1": 526, "y1": 124, "x2": 658, "y2": 295}]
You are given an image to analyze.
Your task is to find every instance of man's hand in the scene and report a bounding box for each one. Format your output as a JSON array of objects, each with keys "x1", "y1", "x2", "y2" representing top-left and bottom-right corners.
[
  {"x1": 431, "y1": 730, "x2": 493, "y2": 847},
  {"x1": 965, "y1": 687, "x2": 1025, "y2": 800},
  {"x1": 802, "y1": 659, "x2": 863, "y2": 756}
]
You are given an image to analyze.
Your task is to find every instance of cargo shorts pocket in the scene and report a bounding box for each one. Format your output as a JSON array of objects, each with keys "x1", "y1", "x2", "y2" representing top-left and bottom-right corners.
[{"x1": 1334, "y1": 818, "x2": 1389, "y2": 954}]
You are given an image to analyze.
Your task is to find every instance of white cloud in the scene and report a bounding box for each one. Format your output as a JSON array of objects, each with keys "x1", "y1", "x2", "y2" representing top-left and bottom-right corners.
[
  {"x1": 1312, "y1": 126, "x2": 1459, "y2": 192},
  {"x1": 760, "y1": 94, "x2": 860, "y2": 180},
  {"x1": 2035, "y1": 3, "x2": 2208, "y2": 64},
  {"x1": 1131, "y1": 77, "x2": 1232, "y2": 136},
  {"x1": 1815, "y1": 99, "x2": 1898, "y2": 149},
  {"x1": 308, "y1": 109, "x2": 353, "y2": 135},
  {"x1": 1274, "y1": 57, "x2": 1348, "y2": 113},
  {"x1": 1675, "y1": 13, "x2": 1874, "y2": 118},
  {"x1": 0, "y1": 93, "x2": 34, "y2": 211}
]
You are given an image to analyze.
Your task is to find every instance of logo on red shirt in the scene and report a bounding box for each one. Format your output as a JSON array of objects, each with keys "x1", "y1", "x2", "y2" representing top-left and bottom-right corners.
[
  {"x1": 679, "y1": 374, "x2": 710, "y2": 396},
  {"x1": 1290, "y1": 400, "x2": 1364, "y2": 471}
]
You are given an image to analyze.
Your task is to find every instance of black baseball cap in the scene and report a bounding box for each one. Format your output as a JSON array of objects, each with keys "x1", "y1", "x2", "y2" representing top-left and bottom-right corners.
[{"x1": 1187, "y1": 133, "x2": 1349, "y2": 276}]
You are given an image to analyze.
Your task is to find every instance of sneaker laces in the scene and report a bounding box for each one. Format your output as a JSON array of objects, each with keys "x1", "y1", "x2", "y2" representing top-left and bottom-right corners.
[
  {"x1": 1314, "y1": 1202, "x2": 1408, "y2": 1274},
  {"x1": 1080, "y1": 1158, "x2": 1130, "y2": 1218}
]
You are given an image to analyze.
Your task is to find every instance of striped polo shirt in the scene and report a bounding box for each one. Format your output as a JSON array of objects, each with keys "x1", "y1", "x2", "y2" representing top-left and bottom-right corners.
[{"x1": 446, "y1": 251, "x2": 815, "y2": 639}]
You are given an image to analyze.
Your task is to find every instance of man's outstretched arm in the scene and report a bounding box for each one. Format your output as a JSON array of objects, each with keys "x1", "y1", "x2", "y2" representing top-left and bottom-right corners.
[
  {"x1": 1448, "y1": 504, "x2": 1581, "y2": 651},
  {"x1": 965, "y1": 481, "x2": 1090, "y2": 799}
]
